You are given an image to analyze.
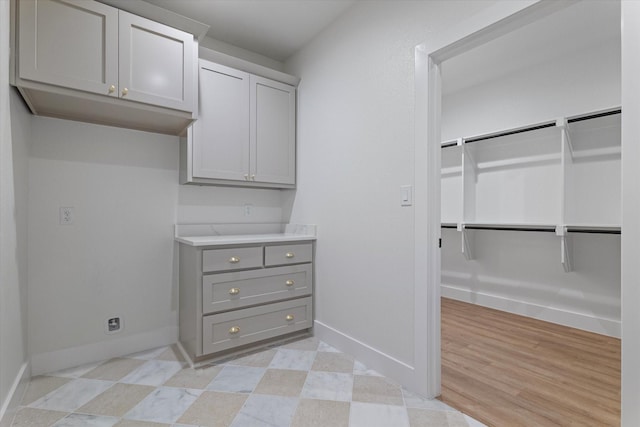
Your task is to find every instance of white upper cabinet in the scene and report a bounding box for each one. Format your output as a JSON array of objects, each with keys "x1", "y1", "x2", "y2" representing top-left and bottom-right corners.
[
  {"x1": 251, "y1": 76, "x2": 296, "y2": 185},
  {"x1": 192, "y1": 62, "x2": 251, "y2": 181},
  {"x1": 118, "y1": 12, "x2": 194, "y2": 112},
  {"x1": 182, "y1": 59, "x2": 297, "y2": 188},
  {"x1": 18, "y1": 0, "x2": 119, "y2": 96},
  {"x1": 14, "y1": 0, "x2": 197, "y2": 134}
]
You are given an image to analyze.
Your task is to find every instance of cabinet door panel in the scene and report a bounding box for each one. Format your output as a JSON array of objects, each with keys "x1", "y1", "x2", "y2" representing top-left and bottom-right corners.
[
  {"x1": 18, "y1": 0, "x2": 118, "y2": 96},
  {"x1": 250, "y1": 76, "x2": 296, "y2": 185},
  {"x1": 118, "y1": 11, "x2": 194, "y2": 112},
  {"x1": 192, "y1": 62, "x2": 251, "y2": 181}
]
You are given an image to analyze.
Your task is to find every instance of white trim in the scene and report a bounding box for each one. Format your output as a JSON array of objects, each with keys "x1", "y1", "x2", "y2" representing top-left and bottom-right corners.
[
  {"x1": 313, "y1": 321, "x2": 417, "y2": 387},
  {"x1": 442, "y1": 285, "x2": 621, "y2": 338},
  {"x1": 30, "y1": 325, "x2": 178, "y2": 376},
  {"x1": 0, "y1": 361, "x2": 29, "y2": 427},
  {"x1": 414, "y1": 0, "x2": 579, "y2": 401}
]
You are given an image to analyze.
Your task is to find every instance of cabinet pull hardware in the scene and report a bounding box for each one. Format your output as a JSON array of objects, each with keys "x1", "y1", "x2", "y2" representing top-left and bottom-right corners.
[
  {"x1": 229, "y1": 288, "x2": 240, "y2": 295},
  {"x1": 121, "y1": 87, "x2": 128, "y2": 96},
  {"x1": 244, "y1": 174, "x2": 249, "y2": 180},
  {"x1": 285, "y1": 252, "x2": 295, "y2": 259},
  {"x1": 285, "y1": 279, "x2": 295, "y2": 286},
  {"x1": 285, "y1": 314, "x2": 294, "y2": 321},
  {"x1": 108, "y1": 84, "x2": 116, "y2": 94},
  {"x1": 229, "y1": 256, "x2": 240, "y2": 264},
  {"x1": 251, "y1": 174, "x2": 255, "y2": 181},
  {"x1": 229, "y1": 326, "x2": 240, "y2": 334}
]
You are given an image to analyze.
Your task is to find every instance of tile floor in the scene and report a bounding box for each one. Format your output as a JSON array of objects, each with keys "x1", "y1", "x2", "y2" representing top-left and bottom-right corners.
[{"x1": 10, "y1": 337, "x2": 485, "y2": 427}]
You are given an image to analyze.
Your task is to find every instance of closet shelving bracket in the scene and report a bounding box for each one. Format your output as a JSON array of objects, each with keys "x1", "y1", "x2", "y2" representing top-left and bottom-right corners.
[
  {"x1": 458, "y1": 224, "x2": 475, "y2": 261},
  {"x1": 556, "y1": 225, "x2": 573, "y2": 273},
  {"x1": 556, "y1": 118, "x2": 574, "y2": 159}
]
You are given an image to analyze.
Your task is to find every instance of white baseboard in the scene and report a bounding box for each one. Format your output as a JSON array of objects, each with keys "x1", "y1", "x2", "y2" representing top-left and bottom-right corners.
[
  {"x1": 30, "y1": 325, "x2": 178, "y2": 376},
  {"x1": 313, "y1": 320, "x2": 419, "y2": 389},
  {"x1": 0, "y1": 361, "x2": 30, "y2": 427},
  {"x1": 441, "y1": 285, "x2": 621, "y2": 338}
]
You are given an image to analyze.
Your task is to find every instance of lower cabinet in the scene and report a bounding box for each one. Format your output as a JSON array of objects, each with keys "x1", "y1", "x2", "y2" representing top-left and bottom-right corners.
[{"x1": 179, "y1": 241, "x2": 314, "y2": 362}]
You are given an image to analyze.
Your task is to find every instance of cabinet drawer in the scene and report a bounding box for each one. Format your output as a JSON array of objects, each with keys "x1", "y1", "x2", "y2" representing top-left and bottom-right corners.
[
  {"x1": 202, "y1": 247, "x2": 263, "y2": 272},
  {"x1": 203, "y1": 264, "x2": 312, "y2": 314},
  {"x1": 202, "y1": 297, "x2": 312, "y2": 355},
  {"x1": 265, "y1": 243, "x2": 312, "y2": 266}
]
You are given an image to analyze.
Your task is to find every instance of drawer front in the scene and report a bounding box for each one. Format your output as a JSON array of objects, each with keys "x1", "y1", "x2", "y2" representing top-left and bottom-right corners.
[
  {"x1": 202, "y1": 247, "x2": 263, "y2": 272},
  {"x1": 203, "y1": 264, "x2": 312, "y2": 314},
  {"x1": 265, "y1": 243, "x2": 312, "y2": 266},
  {"x1": 202, "y1": 297, "x2": 312, "y2": 355}
]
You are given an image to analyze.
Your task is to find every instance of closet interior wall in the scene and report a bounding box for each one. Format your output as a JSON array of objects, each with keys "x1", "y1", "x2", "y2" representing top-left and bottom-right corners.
[{"x1": 440, "y1": 1, "x2": 621, "y2": 337}]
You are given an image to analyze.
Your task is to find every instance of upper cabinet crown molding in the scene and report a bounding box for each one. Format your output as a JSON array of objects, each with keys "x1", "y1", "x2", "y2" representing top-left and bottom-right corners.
[{"x1": 11, "y1": 0, "x2": 198, "y2": 135}]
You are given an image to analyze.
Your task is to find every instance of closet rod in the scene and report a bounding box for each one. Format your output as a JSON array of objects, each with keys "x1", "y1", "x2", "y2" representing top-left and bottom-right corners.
[
  {"x1": 567, "y1": 229, "x2": 621, "y2": 235},
  {"x1": 464, "y1": 122, "x2": 556, "y2": 144},
  {"x1": 464, "y1": 226, "x2": 556, "y2": 233},
  {"x1": 567, "y1": 108, "x2": 621, "y2": 124}
]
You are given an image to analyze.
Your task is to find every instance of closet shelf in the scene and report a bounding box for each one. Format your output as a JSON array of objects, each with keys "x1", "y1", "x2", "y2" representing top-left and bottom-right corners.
[{"x1": 440, "y1": 222, "x2": 621, "y2": 234}]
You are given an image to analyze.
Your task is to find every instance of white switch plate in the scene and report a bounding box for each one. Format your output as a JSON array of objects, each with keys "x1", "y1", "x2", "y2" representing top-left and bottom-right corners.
[{"x1": 400, "y1": 185, "x2": 413, "y2": 206}]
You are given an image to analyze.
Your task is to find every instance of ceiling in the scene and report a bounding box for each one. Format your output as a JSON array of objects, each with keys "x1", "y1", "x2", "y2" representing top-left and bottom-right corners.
[
  {"x1": 442, "y1": 0, "x2": 620, "y2": 95},
  {"x1": 142, "y1": 0, "x2": 357, "y2": 62}
]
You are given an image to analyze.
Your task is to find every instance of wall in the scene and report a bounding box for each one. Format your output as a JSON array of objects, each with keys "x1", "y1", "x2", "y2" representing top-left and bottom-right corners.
[
  {"x1": 439, "y1": 10, "x2": 621, "y2": 337},
  {"x1": 284, "y1": 0, "x2": 496, "y2": 378},
  {"x1": 0, "y1": 0, "x2": 30, "y2": 421},
  {"x1": 27, "y1": 117, "x2": 284, "y2": 375}
]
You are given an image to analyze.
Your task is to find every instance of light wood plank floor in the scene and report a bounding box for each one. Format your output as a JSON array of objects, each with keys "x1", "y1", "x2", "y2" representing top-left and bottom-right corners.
[{"x1": 440, "y1": 298, "x2": 620, "y2": 426}]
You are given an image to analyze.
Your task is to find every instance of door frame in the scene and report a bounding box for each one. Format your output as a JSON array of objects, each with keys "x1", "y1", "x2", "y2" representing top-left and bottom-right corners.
[{"x1": 412, "y1": 0, "x2": 581, "y2": 398}]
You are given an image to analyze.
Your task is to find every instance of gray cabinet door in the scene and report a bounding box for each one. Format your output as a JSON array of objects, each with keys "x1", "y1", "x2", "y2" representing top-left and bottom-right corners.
[
  {"x1": 250, "y1": 76, "x2": 296, "y2": 185},
  {"x1": 18, "y1": 0, "x2": 118, "y2": 96},
  {"x1": 192, "y1": 61, "x2": 251, "y2": 181},
  {"x1": 118, "y1": 11, "x2": 194, "y2": 112}
]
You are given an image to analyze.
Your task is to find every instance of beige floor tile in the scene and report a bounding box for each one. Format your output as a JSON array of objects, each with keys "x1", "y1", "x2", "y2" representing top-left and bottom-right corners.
[
  {"x1": 352, "y1": 375, "x2": 404, "y2": 406},
  {"x1": 311, "y1": 351, "x2": 354, "y2": 373},
  {"x1": 155, "y1": 345, "x2": 186, "y2": 362},
  {"x1": 82, "y1": 358, "x2": 146, "y2": 381},
  {"x1": 446, "y1": 411, "x2": 471, "y2": 427},
  {"x1": 113, "y1": 420, "x2": 170, "y2": 427},
  {"x1": 254, "y1": 369, "x2": 308, "y2": 397},
  {"x1": 281, "y1": 337, "x2": 320, "y2": 351},
  {"x1": 228, "y1": 349, "x2": 277, "y2": 367},
  {"x1": 163, "y1": 365, "x2": 222, "y2": 389},
  {"x1": 20, "y1": 375, "x2": 71, "y2": 406},
  {"x1": 77, "y1": 383, "x2": 155, "y2": 417},
  {"x1": 177, "y1": 391, "x2": 247, "y2": 427},
  {"x1": 408, "y1": 408, "x2": 451, "y2": 427},
  {"x1": 290, "y1": 398, "x2": 350, "y2": 427},
  {"x1": 11, "y1": 407, "x2": 68, "y2": 426}
]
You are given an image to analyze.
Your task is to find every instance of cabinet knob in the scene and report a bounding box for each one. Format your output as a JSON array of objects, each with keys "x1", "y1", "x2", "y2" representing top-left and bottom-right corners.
[
  {"x1": 108, "y1": 85, "x2": 116, "y2": 94},
  {"x1": 244, "y1": 174, "x2": 249, "y2": 180},
  {"x1": 251, "y1": 174, "x2": 256, "y2": 181},
  {"x1": 285, "y1": 252, "x2": 295, "y2": 259},
  {"x1": 229, "y1": 288, "x2": 240, "y2": 295},
  {"x1": 285, "y1": 314, "x2": 294, "y2": 321},
  {"x1": 229, "y1": 326, "x2": 240, "y2": 334},
  {"x1": 285, "y1": 279, "x2": 295, "y2": 287},
  {"x1": 121, "y1": 87, "x2": 129, "y2": 96},
  {"x1": 229, "y1": 256, "x2": 240, "y2": 264}
]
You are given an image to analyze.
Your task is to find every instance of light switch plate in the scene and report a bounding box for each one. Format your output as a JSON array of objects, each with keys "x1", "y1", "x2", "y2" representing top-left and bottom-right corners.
[{"x1": 400, "y1": 185, "x2": 413, "y2": 206}]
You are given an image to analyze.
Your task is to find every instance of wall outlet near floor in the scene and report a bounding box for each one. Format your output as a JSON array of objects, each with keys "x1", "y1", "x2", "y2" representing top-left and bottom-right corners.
[
  {"x1": 59, "y1": 207, "x2": 75, "y2": 225},
  {"x1": 105, "y1": 316, "x2": 123, "y2": 334}
]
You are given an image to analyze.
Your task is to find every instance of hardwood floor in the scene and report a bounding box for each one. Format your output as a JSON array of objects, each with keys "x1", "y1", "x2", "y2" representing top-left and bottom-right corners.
[{"x1": 440, "y1": 298, "x2": 620, "y2": 426}]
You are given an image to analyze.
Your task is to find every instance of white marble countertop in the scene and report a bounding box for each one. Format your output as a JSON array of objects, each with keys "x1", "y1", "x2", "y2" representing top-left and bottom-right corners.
[{"x1": 175, "y1": 233, "x2": 317, "y2": 247}]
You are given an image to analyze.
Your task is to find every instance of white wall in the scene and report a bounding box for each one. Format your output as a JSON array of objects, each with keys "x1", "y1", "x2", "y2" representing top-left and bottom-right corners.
[
  {"x1": 0, "y1": 0, "x2": 30, "y2": 421},
  {"x1": 439, "y1": 9, "x2": 621, "y2": 337},
  {"x1": 27, "y1": 116, "x2": 284, "y2": 375},
  {"x1": 284, "y1": 0, "x2": 496, "y2": 376}
]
